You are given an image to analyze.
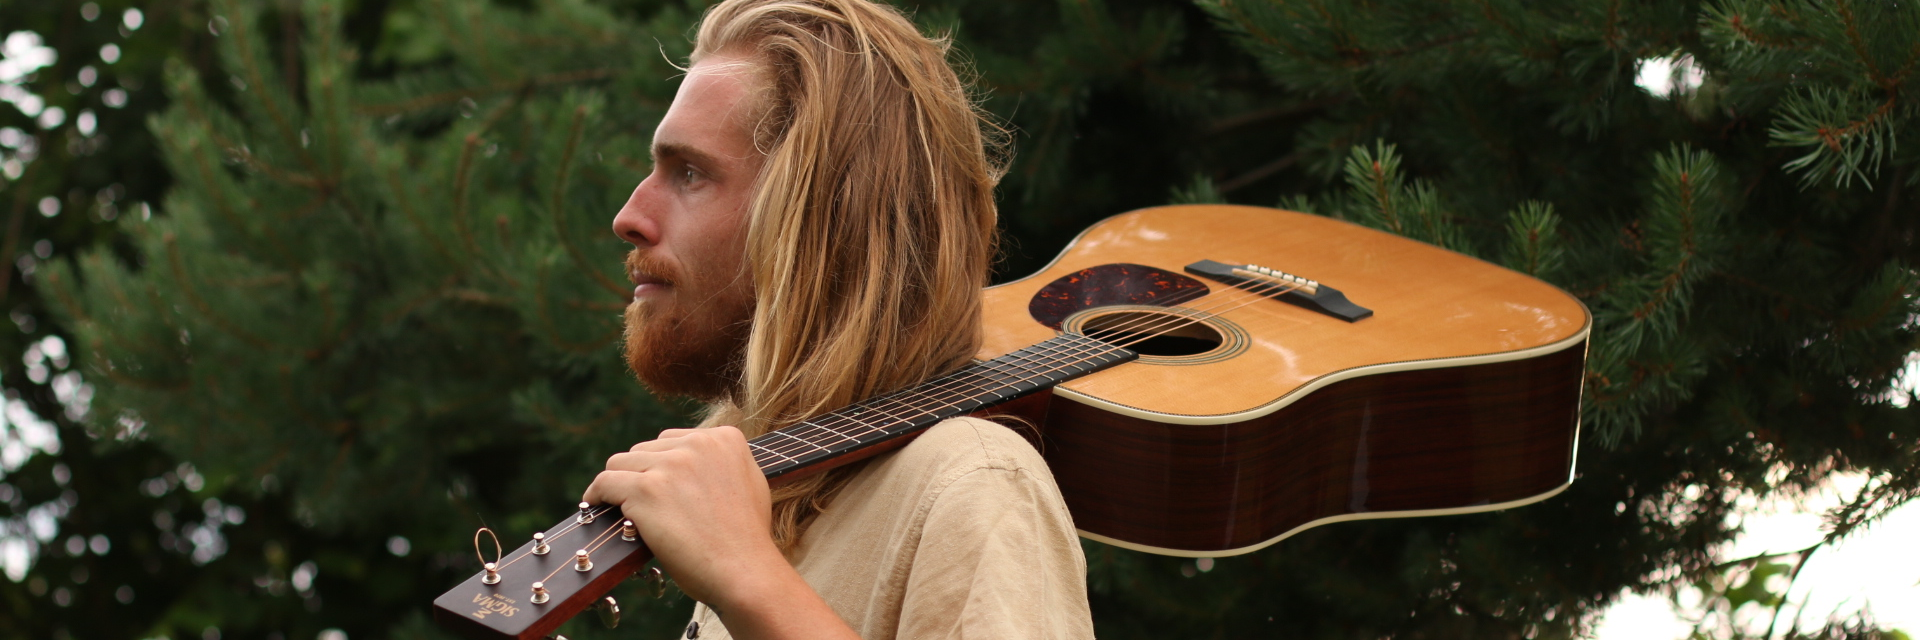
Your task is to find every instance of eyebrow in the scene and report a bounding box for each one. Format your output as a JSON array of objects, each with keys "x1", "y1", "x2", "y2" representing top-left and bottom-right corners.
[{"x1": 651, "y1": 142, "x2": 725, "y2": 177}]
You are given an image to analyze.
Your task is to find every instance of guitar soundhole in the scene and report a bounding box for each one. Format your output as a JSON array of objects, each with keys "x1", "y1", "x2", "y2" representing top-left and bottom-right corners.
[{"x1": 1081, "y1": 310, "x2": 1224, "y2": 357}]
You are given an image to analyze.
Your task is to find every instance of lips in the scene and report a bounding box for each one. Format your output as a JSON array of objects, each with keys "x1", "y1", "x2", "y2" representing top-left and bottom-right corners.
[
  {"x1": 630, "y1": 269, "x2": 667, "y2": 286},
  {"x1": 630, "y1": 269, "x2": 672, "y2": 299},
  {"x1": 624, "y1": 251, "x2": 677, "y2": 300}
]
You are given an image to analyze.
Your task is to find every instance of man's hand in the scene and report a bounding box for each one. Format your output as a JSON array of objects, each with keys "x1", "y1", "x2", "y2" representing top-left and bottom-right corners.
[
  {"x1": 581, "y1": 427, "x2": 860, "y2": 640},
  {"x1": 582, "y1": 426, "x2": 778, "y2": 607}
]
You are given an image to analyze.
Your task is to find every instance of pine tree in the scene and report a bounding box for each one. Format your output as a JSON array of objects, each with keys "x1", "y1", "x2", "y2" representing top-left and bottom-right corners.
[
  {"x1": 24, "y1": 0, "x2": 713, "y2": 637},
  {"x1": 11, "y1": 0, "x2": 1919, "y2": 638}
]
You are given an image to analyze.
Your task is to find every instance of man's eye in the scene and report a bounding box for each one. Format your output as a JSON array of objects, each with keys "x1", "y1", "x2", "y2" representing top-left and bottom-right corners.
[{"x1": 682, "y1": 166, "x2": 700, "y2": 184}]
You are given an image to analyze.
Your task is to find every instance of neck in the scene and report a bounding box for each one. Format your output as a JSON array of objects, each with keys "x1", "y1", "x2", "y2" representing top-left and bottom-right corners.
[{"x1": 743, "y1": 332, "x2": 1138, "y2": 481}]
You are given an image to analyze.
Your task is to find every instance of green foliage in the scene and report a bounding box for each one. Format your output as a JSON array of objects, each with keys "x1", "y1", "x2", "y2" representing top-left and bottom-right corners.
[
  {"x1": 6, "y1": 0, "x2": 1920, "y2": 639},
  {"x1": 1501, "y1": 200, "x2": 1566, "y2": 279},
  {"x1": 1167, "y1": 174, "x2": 1225, "y2": 204},
  {"x1": 1701, "y1": 0, "x2": 1920, "y2": 190}
]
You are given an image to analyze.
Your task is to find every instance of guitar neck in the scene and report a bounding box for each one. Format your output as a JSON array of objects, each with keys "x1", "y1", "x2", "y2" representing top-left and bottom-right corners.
[
  {"x1": 432, "y1": 332, "x2": 1134, "y2": 640},
  {"x1": 751, "y1": 332, "x2": 1137, "y2": 481}
]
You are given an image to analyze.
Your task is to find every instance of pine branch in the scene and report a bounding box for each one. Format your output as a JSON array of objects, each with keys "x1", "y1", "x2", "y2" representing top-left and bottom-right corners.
[
  {"x1": 214, "y1": 0, "x2": 321, "y2": 179},
  {"x1": 1500, "y1": 201, "x2": 1564, "y2": 279},
  {"x1": 161, "y1": 233, "x2": 274, "y2": 352},
  {"x1": 352, "y1": 68, "x2": 618, "y2": 117},
  {"x1": 549, "y1": 104, "x2": 628, "y2": 298},
  {"x1": 1770, "y1": 87, "x2": 1897, "y2": 189}
]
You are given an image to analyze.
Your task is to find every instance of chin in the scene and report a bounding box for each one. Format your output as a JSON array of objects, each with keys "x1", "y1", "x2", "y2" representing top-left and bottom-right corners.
[{"x1": 620, "y1": 300, "x2": 748, "y2": 402}]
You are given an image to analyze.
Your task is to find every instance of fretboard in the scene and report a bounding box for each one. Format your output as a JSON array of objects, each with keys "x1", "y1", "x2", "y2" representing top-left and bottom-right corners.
[{"x1": 750, "y1": 333, "x2": 1137, "y2": 478}]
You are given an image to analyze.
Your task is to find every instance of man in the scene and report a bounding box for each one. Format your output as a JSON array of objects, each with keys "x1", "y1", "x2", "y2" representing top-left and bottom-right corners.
[{"x1": 580, "y1": 1, "x2": 1095, "y2": 638}]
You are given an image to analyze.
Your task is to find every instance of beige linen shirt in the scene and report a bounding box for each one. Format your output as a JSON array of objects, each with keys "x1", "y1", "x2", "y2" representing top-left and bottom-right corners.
[{"x1": 684, "y1": 417, "x2": 1095, "y2": 639}]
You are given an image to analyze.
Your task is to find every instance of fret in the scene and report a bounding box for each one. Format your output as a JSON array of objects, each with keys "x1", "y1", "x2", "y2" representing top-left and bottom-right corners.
[
  {"x1": 793, "y1": 420, "x2": 862, "y2": 447},
  {"x1": 748, "y1": 441, "x2": 794, "y2": 464},
  {"x1": 753, "y1": 333, "x2": 1137, "y2": 479},
  {"x1": 761, "y1": 429, "x2": 830, "y2": 455}
]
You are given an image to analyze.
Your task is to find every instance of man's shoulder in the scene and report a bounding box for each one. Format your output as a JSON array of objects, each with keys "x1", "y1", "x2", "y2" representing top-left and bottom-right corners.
[
  {"x1": 835, "y1": 416, "x2": 1053, "y2": 509},
  {"x1": 801, "y1": 416, "x2": 1062, "y2": 548},
  {"x1": 889, "y1": 416, "x2": 1047, "y2": 479}
]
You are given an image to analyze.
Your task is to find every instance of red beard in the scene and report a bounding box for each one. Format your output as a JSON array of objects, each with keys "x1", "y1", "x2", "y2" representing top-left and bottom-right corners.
[{"x1": 621, "y1": 249, "x2": 754, "y2": 402}]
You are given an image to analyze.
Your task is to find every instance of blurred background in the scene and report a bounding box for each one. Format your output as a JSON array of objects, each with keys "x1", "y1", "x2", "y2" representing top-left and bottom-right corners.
[{"x1": 2, "y1": 0, "x2": 1917, "y2": 638}]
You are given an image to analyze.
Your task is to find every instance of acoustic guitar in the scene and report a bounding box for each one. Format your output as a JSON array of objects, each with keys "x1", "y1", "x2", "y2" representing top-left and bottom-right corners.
[{"x1": 433, "y1": 204, "x2": 1590, "y2": 639}]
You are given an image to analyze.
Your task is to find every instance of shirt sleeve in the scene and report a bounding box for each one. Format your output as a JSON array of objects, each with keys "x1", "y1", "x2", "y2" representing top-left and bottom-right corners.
[{"x1": 893, "y1": 462, "x2": 1096, "y2": 640}]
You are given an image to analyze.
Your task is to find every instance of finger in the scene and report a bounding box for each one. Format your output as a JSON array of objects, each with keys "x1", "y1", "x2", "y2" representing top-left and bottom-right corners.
[
  {"x1": 629, "y1": 428, "x2": 703, "y2": 452},
  {"x1": 580, "y1": 469, "x2": 645, "y2": 508},
  {"x1": 605, "y1": 451, "x2": 656, "y2": 473}
]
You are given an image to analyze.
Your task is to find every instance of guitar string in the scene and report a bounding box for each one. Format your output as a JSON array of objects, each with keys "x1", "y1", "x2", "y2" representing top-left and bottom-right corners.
[
  {"x1": 744, "y1": 275, "x2": 1306, "y2": 464},
  {"x1": 745, "y1": 273, "x2": 1311, "y2": 462},
  {"x1": 746, "y1": 275, "x2": 1306, "y2": 464},
  {"x1": 738, "y1": 320, "x2": 1155, "y2": 461},
  {"x1": 756, "y1": 271, "x2": 1302, "y2": 453},
  {"x1": 742, "y1": 277, "x2": 1296, "y2": 462},
  {"x1": 485, "y1": 269, "x2": 1308, "y2": 585},
  {"x1": 536, "y1": 516, "x2": 627, "y2": 586},
  {"x1": 493, "y1": 506, "x2": 619, "y2": 573},
  {"x1": 486, "y1": 277, "x2": 1292, "y2": 588},
  {"x1": 491, "y1": 326, "x2": 1158, "y2": 577}
]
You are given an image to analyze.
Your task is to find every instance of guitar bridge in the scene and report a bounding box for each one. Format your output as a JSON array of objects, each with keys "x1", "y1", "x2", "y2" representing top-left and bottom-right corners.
[{"x1": 1185, "y1": 259, "x2": 1373, "y2": 322}]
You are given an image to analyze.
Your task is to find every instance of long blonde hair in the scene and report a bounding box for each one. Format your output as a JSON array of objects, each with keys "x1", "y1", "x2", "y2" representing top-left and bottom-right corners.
[{"x1": 691, "y1": 0, "x2": 1004, "y2": 548}]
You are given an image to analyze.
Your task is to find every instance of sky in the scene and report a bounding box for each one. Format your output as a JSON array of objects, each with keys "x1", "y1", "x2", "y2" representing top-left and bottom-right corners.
[
  {"x1": 1591, "y1": 350, "x2": 1920, "y2": 640},
  {"x1": 1594, "y1": 474, "x2": 1920, "y2": 638}
]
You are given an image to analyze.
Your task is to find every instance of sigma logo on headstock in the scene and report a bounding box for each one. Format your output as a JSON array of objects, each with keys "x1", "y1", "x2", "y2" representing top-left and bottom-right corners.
[{"x1": 472, "y1": 592, "x2": 520, "y2": 619}]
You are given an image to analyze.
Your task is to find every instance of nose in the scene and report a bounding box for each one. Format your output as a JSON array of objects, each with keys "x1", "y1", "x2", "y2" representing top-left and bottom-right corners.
[{"x1": 612, "y1": 176, "x2": 662, "y2": 247}]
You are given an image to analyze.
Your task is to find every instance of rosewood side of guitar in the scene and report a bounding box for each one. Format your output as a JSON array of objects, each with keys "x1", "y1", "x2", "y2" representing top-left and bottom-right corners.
[{"x1": 1042, "y1": 340, "x2": 1585, "y2": 556}]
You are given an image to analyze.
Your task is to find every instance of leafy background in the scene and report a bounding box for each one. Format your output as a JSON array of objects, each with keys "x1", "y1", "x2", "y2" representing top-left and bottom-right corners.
[{"x1": 1, "y1": 0, "x2": 1916, "y2": 639}]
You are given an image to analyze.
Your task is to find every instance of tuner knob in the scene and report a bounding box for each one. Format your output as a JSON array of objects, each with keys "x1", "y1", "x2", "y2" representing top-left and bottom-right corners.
[
  {"x1": 620, "y1": 520, "x2": 638, "y2": 542},
  {"x1": 532, "y1": 532, "x2": 550, "y2": 556},
  {"x1": 575, "y1": 549, "x2": 594, "y2": 572},
  {"x1": 481, "y1": 562, "x2": 500, "y2": 585},
  {"x1": 577, "y1": 502, "x2": 596, "y2": 524},
  {"x1": 595, "y1": 596, "x2": 621, "y2": 629},
  {"x1": 640, "y1": 566, "x2": 668, "y2": 599},
  {"x1": 531, "y1": 581, "x2": 550, "y2": 604}
]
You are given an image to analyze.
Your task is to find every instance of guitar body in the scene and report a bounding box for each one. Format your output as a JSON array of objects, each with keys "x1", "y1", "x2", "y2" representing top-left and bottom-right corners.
[{"x1": 978, "y1": 204, "x2": 1589, "y2": 557}]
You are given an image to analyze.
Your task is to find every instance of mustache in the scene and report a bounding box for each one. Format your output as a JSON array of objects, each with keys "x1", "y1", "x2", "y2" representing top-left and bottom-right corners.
[{"x1": 624, "y1": 249, "x2": 679, "y2": 286}]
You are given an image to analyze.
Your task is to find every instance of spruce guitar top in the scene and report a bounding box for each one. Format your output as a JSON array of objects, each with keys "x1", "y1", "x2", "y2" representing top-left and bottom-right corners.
[{"x1": 433, "y1": 204, "x2": 1589, "y2": 639}]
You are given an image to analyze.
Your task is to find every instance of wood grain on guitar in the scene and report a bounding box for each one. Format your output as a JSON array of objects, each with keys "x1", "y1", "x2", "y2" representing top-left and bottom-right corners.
[{"x1": 432, "y1": 205, "x2": 1591, "y2": 639}]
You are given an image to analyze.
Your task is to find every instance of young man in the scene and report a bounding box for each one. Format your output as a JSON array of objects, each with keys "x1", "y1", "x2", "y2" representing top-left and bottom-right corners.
[{"x1": 580, "y1": 1, "x2": 1095, "y2": 638}]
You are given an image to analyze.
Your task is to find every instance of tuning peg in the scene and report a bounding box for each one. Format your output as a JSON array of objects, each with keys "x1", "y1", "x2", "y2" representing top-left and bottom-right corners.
[
  {"x1": 595, "y1": 596, "x2": 621, "y2": 629},
  {"x1": 530, "y1": 581, "x2": 550, "y2": 604},
  {"x1": 543, "y1": 636, "x2": 568, "y2": 640},
  {"x1": 640, "y1": 566, "x2": 667, "y2": 599},
  {"x1": 620, "y1": 519, "x2": 638, "y2": 542},
  {"x1": 531, "y1": 532, "x2": 550, "y2": 556},
  {"x1": 577, "y1": 502, "x2": 596, "y2": 524},
  {"x1": 574, "y1": 549, "x2": 593, "y2": 572},
  {"x1": 481, "y1": 562, "x2": 500, "y2": 585}
]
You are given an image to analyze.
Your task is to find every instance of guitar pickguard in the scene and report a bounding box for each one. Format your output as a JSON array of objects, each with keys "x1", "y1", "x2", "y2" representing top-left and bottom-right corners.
[{"x1": 1026, "y1": 263, "x2": 1210, "y2": 330}]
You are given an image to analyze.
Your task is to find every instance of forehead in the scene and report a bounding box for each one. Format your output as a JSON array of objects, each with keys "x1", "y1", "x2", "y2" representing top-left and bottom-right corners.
[{"x1": 653, "y1": 55, "x2": 764, "y2": 161}]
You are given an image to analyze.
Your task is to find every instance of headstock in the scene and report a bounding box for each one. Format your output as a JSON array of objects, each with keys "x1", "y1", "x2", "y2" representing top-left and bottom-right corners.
[{"x1": 432, "y1": 505, "x2": 655, "y2": 640}]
